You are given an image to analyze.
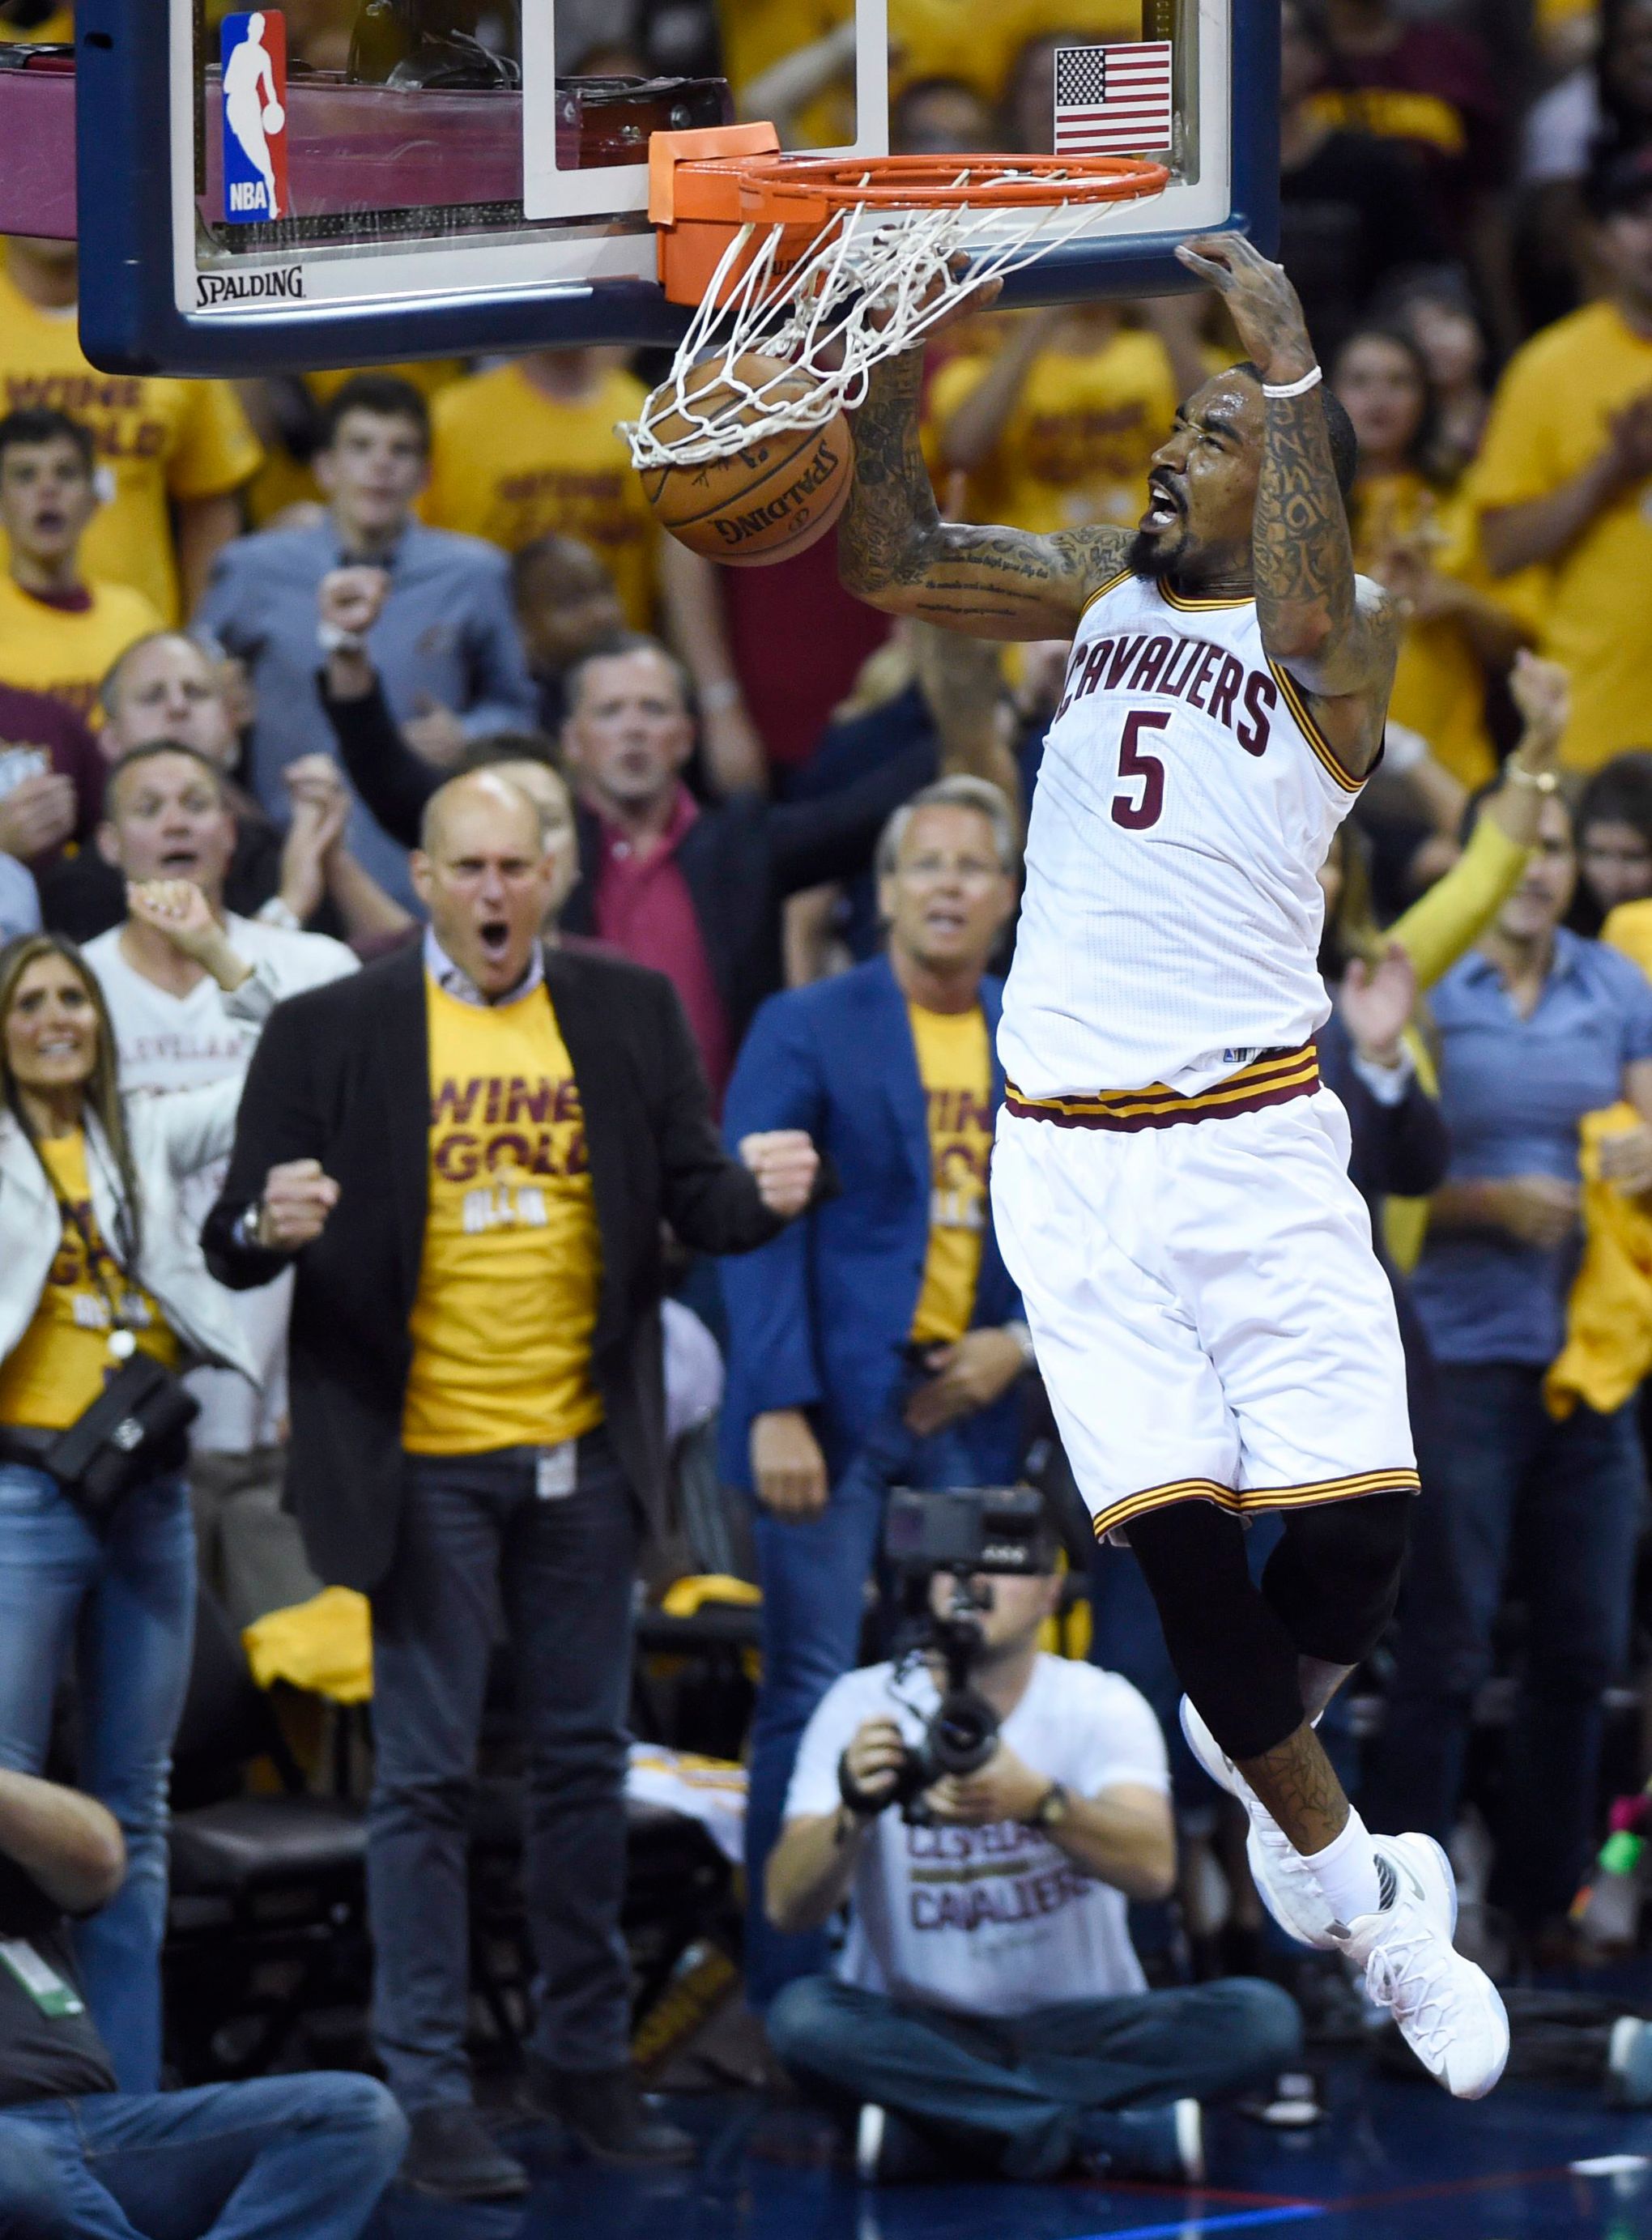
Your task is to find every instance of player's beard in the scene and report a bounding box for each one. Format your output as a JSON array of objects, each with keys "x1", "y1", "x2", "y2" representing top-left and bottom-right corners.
[{"x1": 1126, "y1": 527, "x2": 1184, "y2": 579}]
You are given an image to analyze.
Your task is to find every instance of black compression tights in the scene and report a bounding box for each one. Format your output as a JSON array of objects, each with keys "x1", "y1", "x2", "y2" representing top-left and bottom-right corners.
[{"x1": 1125, "y1": 1492, "x2": 1412, "y2": 1764}]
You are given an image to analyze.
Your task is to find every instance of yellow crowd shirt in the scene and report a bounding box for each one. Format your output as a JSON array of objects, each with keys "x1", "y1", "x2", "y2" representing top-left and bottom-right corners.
[
  {"x1": 421, "y1": 361, "x2": 658, "y2": 629},
  {"x1": 1470, "y1": 300, "x2": 1652, "y2": 773},
  {"x1": 402, "y1": 977, "x2": 606, "y2": 1456},
  {"x1": 0, "y1": 1131, "x2": 179, "y2": 1431},
  {"x1": 926, "y1": 326, "x2": 1180, "y2": 535},
  {"x1": 717, "y1": 0, "x2": 1139, "y2": 138},
  {"x1": 0, "y1": 266, "x2": 262, "y2": 622},
  {"x1": 1348, "y1": 470, "x2": 1502, "y2": 790},
  {"x1": 0, "y1": 575, "x2": 163, "y2": 724},
  {"x1": 909, "y1": 1002, "x2": 994, "y2": 1347},
  {"x1": 0, "y1": 5, "x2": 72, "y2": 36}
]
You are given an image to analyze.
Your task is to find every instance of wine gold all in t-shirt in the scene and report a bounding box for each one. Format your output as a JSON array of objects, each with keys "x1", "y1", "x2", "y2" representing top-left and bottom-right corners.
[
  {"x1": 402, "y1": 977, "x2": 605, "y2": 1454},
  {"x1": 908, "y1": 1002, "x2": 994, "y2": 1347},
  {"x1": 0, "y1": 1131, "x2": 178, "y2": 1430}
]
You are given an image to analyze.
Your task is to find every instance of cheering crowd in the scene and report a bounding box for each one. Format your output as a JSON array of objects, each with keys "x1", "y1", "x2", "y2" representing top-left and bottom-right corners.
[{"x1": 4, "y1": 0, "x2": 1652, "y2": 2219}]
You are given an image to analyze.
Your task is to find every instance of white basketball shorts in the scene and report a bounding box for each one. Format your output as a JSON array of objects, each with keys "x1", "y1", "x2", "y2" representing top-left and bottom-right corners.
[{"x1": 993, "y1": 1048, "x2": 1419, "y2": 1543}]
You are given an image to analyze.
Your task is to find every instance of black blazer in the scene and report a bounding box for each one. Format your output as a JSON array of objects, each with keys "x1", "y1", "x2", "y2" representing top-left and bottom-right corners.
[
  {"x1": 202, "y1": 940, "x2": 790, "y2": 1593},
  {"x1": 322, "y1": 679, "x2": 936, "y2": 1047}
]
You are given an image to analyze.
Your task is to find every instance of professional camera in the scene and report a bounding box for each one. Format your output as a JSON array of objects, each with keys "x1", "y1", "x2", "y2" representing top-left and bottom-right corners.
[{"x1": 879, "y1": 1487, "x2": 1057, "y2": 1822}]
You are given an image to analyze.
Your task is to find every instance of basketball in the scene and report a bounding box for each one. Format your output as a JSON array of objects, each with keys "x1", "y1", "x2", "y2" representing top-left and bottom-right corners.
[
  {"x1": 639, "y1": 353, "x2": 854, "y2": 569},
  {"x1": 262, "y1": 101, "x2": 285, "y2": 133}
]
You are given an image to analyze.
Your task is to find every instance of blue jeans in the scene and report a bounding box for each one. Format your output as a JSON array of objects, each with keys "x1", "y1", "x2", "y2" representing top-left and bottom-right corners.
[
  {"x1": 368, "y1": 1433, "x2": 639, "y2": 2109},
  {"x1": 0, "y1": 1463, "x2": 194, "y2": 2093},
  {"x1": 744, "y1": 1401, "x2": 977, "y2": 2010},
  {"x1": 767, "y1": 1974, "x2": 1301, "y2": 2179},
  {"x1": 0, "y1": 2072, "x2": 407, "y2": 2238},
  {"x1": 1373, "y1": 1364, "x2": 1646, "y2": 1923}
]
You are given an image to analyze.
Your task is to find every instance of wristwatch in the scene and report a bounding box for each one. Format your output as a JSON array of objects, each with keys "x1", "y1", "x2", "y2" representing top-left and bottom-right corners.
[
  {"x1": 1028, "y1": 1780, "x2": 1070, "y2": 1830},
  {"x1": 1505, "y1": 762, "x2": 1560, "y2": 794}
]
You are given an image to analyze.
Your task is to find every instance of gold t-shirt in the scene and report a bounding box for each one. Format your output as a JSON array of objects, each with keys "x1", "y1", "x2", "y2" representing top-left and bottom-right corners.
[
  {"x1": 0, "y1": 1131, "x2": 179, "y2": 1431},
  {"x1": 908, "y1": 1001, "x2": 994, "y2": 1348},
  {"x1": 926, "y1": 326, "x2": 1180, "y2": 535},
  {"x1": 1348, "y1": 469, "x2": 1505, "y2": 791},
  {"x1": 402, "y1": 977, "x2": 606, "y2": 1455},
  {"x1": 0, "y1": 265, "x2": 262, "y2": 622},
  {"x1": 0, "y1": 575, "x2": 164, "y2": 725},
  {"x1": 1470, "y1": 299, "x2": 1652, "y2": 773},
  {"x1": 421, "y1": 361, "x2": 658, "y2": 630}
]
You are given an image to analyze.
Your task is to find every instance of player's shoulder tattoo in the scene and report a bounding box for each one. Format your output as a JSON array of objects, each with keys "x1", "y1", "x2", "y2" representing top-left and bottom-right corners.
[{"x1": 1046, "y1": 525, "x2": 1136, "y2": 604}]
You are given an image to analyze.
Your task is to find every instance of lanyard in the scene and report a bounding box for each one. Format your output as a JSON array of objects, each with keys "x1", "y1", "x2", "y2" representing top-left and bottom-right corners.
[{"x1": 43, "y1": 1153, "x2": 140, "y2": 1365}]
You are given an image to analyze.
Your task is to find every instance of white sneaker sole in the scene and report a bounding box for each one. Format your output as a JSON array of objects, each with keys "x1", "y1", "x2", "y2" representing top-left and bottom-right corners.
[{"x1": 1178, "y1": 1697, "x2": 1339, "y2": 1951}]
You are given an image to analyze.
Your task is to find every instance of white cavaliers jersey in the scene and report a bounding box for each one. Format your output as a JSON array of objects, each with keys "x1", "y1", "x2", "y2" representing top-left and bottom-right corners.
[{"x1": 1000, "y1": 572, "x2": 1367, "y2": 1098}]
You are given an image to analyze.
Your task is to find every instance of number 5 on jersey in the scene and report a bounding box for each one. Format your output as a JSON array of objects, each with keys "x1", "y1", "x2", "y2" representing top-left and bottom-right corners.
[{"x1": 1111, "y1": 710, "x2": 1169, "y2": 832}]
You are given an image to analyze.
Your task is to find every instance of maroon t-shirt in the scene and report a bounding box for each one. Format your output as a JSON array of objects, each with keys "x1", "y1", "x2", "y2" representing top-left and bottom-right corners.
[
  {"x1": 722, "y1": 537, "x2": 891, "y2": 775},
  {"x1": 1324, "y1": 23, "x2": 1506, "y2": 244},
  {"x1": 591, "y1": 786, "x2": 733, "y2": 1104},
  {"x1": 0, "y1": 681, "x2": 104, "y2": 854}
]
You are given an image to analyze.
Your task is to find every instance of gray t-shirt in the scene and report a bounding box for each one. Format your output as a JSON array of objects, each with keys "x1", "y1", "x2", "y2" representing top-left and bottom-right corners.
[{"x1": 0, "y1": 1855, "x2": 116, "y2": 2108}]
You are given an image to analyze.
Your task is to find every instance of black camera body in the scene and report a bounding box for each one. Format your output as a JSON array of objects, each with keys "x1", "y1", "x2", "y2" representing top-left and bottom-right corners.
[{"x1": 880, "y1": 1488, "x2": 1056, "y2": 1822}]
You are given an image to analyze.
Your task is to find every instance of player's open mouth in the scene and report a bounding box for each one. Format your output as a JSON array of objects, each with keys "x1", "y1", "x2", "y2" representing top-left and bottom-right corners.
[
  {"x1": 478, "y1": 919, "x2": 511, "y2": 960},
  {"x1": 1141, "y1": 475, "x2": 1185, "y2": 532}
]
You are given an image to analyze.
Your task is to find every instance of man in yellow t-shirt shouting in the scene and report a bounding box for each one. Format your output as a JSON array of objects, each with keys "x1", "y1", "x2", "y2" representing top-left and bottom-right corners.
[
  {"x1": 202, "y1": 769, "x2": 820, "y2": 2203},
  {"x1": 720, "y1": 775, "x2": 1031, "y2": 2009}
]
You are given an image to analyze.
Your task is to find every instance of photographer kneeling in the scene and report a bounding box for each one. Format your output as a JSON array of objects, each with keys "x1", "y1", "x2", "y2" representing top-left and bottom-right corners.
[{"x1": 764, "y1": 1535, "x2": 1301, "y2": 2185}]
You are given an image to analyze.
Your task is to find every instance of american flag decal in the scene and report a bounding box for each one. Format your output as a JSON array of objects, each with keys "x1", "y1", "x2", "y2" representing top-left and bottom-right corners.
[{"x1": 1053, "y1": 42, "x2": 1174, "y2": 157}]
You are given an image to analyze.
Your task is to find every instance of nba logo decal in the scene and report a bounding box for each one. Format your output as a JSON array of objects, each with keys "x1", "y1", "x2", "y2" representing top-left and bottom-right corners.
[{"x1": 221, "y1": 11, "x2": 289, "y2": 224}]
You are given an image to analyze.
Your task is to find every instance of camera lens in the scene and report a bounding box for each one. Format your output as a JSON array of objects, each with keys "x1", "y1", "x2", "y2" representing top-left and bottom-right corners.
[{"x1": 930, "y1": 1686, "x2": 1000, "y2": 1775}]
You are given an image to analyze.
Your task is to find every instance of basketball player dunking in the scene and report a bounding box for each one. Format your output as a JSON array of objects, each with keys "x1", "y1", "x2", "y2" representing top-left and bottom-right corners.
[{"x1": 839, "y1": 232, "x2": 1507, "y2": 2097}]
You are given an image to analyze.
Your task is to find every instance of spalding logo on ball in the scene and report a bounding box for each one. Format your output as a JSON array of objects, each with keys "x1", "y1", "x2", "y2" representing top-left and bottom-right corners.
[
  {"x1": 221, "y1": 10, "x2": 290, "y2": 224},
  {"x1": 641, "y1": 355, "x2": 854, "y2": 569}
]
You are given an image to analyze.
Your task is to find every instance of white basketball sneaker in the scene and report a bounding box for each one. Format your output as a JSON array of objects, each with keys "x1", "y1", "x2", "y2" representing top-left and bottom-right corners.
[
  {"x1": 1336, "y1": 1833, "x2": 1509, "y2": 2101},
  {"x1": 1178, "y1": 1697, "x2": 1338, "y2": 1951}
]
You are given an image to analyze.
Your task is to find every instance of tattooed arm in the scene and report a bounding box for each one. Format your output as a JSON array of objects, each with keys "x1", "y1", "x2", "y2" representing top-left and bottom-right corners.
[
  {"x1": 1176, "y1": 233, "x2": 1401, "y2": 779},
  {"x1": 839, "y1": 347, "x2": 1131, "y2": 639}
]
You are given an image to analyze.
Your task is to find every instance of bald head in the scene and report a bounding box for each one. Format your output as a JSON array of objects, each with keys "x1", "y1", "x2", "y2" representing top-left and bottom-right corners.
[
  {"x1": 412, "y1": 770, "x2": 556, "y2": 1000},
  {"x1": 419, "y1": 768, "x2": 543, "y2": 857}
]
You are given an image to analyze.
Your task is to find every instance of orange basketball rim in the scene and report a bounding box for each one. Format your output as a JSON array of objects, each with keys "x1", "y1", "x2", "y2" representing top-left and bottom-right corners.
[{"x1": 649, "y1": 123, "x2": 1170, "y2": 309}]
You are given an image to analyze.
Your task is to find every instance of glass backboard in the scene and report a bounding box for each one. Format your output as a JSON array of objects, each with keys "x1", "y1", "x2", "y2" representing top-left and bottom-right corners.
[{"x1": 67, "y1": 0, "x2": 1275, "y2": 374}]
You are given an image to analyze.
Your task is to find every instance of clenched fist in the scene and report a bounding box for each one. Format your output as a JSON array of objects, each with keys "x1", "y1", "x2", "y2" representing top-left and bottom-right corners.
[
  {"x1": 739, "y1": 1129, "x2": 819, "y2": 1218},
  {"x1": 318, "y1": 565, "x2": 391, "y2": 642},
  {"x1": 253, "y1": 1158, "x2": 340, "y2": 1250}
]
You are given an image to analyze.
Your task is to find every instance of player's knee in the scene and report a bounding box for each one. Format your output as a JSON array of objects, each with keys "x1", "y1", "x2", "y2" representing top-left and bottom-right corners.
[{"x1": 1270, "y1": 1492, "x2": 1411, "y2": 1661}]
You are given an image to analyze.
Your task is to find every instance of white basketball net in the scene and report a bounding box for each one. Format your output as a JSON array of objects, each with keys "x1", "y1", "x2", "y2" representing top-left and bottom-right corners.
[{"x1": 625, "y1": 168, "x2": 1166, "y2": 472}]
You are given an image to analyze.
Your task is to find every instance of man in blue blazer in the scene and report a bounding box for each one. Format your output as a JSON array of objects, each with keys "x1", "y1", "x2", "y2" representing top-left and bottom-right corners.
[{"x1": 722, "y1": 776, "x2": 1032, "y2": 2005}]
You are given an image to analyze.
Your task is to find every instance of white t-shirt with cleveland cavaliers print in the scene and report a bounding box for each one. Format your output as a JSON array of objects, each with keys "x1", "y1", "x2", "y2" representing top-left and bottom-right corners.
[{"x1": 783, "y1": 1654, "x2": 1169, "y2": 2018}]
